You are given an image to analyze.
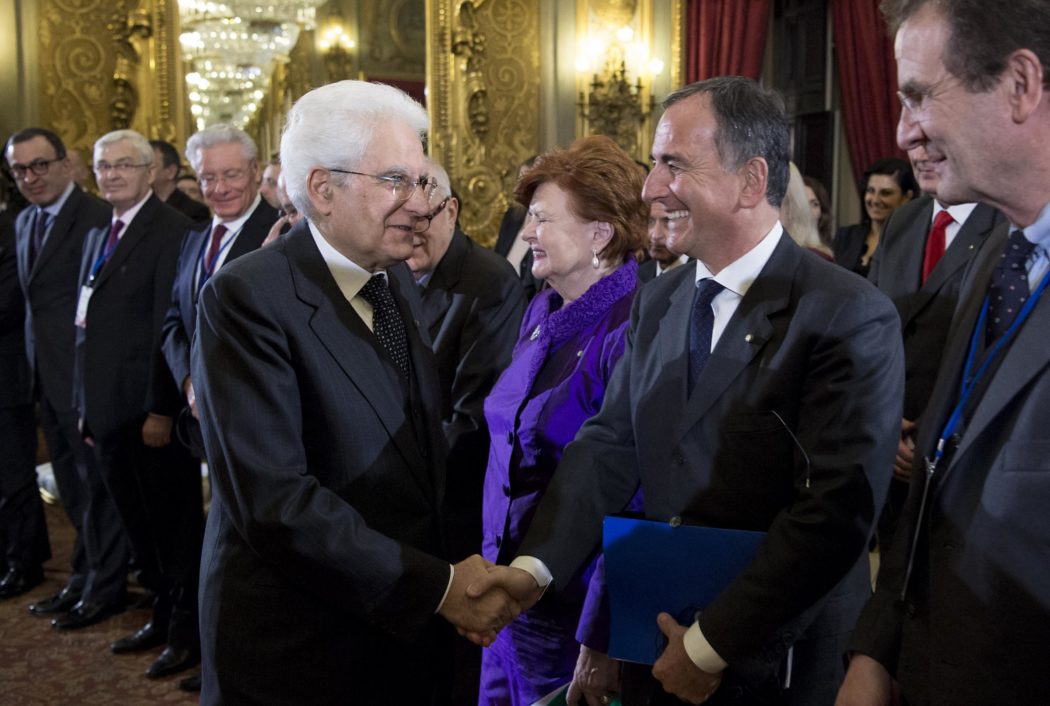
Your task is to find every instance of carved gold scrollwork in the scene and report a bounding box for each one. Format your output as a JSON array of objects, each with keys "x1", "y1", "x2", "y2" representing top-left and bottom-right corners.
[{"x1": 429, "y1": 0, "x2": 540, "y2": 244}]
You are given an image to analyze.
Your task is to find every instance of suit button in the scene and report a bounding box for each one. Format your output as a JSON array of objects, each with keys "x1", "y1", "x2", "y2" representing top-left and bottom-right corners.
[
  {"x1": 905, "y1": 602, "x2": 917, "y2": 617},
  {"x1": 502, "y1": 484, "x2": 511, "y2": 497},
  {"x1": 669, "y1": 516, "x2": 682, "y2": 528},
  {"x1": 672, "y1": 450, "x2": 685, "y2": 466}
]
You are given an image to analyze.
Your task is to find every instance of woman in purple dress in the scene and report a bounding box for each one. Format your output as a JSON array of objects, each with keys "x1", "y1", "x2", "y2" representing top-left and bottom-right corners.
[{"x1": 479, "y1": 135, "x2": 646, "y2": 706}]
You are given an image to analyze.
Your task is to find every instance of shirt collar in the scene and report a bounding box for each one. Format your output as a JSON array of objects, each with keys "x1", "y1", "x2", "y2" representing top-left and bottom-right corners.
[
  {"x1": 211, "y1": 193, "x2": 262, "y2": 236},
  {"x1": 934, "y1": 200, "x2": 978, "y2": 225},
  {"x1": 308, "y1": 220, "x2": 380, "y2": 303},
  {"x1": 113, "y1": 190, "x2": 153, "y2": 228},
  {"x1": 41, "y1": 181, "x2": 76, "y2": 218},
  {"x1": 656, "y1": 253, "x2": 690, "y2": 276},
  {"x1": 694, "y1": 221, "x2": 783, "y2": 297},
  {"x1": 1017, "y1": 201, "x2": 1050, "y2": 254}
]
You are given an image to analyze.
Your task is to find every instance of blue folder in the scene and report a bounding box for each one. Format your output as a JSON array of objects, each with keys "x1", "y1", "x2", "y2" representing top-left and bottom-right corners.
[{"x1": 602, "y1": 516, "x2": 766, "y2": 664}]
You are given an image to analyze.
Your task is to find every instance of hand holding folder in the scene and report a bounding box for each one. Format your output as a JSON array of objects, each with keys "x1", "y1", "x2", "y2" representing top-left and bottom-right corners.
[{"x1": 602, "y1": 516, "x2": 765, "y2": 665}]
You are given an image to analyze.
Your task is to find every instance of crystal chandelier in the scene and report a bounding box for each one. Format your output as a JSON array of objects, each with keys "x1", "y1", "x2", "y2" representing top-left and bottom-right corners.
[{"x1": 179, "y1": 1, "x2": 325, "y2": 130}]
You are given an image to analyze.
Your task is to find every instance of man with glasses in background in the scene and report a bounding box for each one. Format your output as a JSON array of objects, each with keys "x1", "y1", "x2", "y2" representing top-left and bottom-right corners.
[
  {"x1": 70, "y1": 130, "x2": 195, "y2": 683},
  {"x1": 4, "y1": 129, "x2": 111, "y2": 616},
  {"x1": 191, "y1": 80, "x2": 525, "y2": 705},
  {"x1": 154, "y1": 123, "x2": 277, "y2": 693}
]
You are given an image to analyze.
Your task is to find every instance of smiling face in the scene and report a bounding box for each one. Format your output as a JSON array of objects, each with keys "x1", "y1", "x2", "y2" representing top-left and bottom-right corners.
[
  {"x1": 864, "y1": 173, "x2": 911, "y2": 225},
  {"x1": 5, "y1": 135, "x2": 72, "y2": 207},
  {"x1": 316, "y1": 120, "x2": 432, "y2": 271},
  {"x1": 94, "y1": 139, "x2": 154, "y2": 214},
  {"x1": 895, "y1": 4, "x2": 1008, "y2": 206},
  {"x1": 641, "y1": 94, "x2": 745, "y2": 263},
  {"x1": 198, "y1": 142, "x2": 260, "y2": 221},
  {"x1": 521, "y1": 181, "x2": 606, "y2": 299}
]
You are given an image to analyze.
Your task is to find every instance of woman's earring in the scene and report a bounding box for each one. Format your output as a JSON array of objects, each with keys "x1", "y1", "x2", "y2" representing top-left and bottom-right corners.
[{"x1": 591, "y1": 248, "x2": 600, "y2": 269}]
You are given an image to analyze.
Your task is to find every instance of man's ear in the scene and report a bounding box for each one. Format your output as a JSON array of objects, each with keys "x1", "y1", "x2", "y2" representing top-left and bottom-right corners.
[
  {"x1": 306, "y1": 167, "x2": 336, "y2": 217},
  {"x1": 1004, "y1": 48, "x2": 1045, "y2": 124},
  {"x1": 738, "y1": 157, "x2": 769, "y2": 208}
]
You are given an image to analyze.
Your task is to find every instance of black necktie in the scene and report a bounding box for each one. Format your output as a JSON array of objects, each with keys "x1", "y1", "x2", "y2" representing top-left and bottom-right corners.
[
  {"x1": 689, "y1": 278, "x2": 725, "y2": 393},
  {"x1": 359, "y1": 274, "x2": 410, "y2": 377},
  {"x1": 986, "y1": 230, "x2": 1035, "y2": 344},
  {"x1": 29, "y1": 208, "x2": 50, "y2": 267}
]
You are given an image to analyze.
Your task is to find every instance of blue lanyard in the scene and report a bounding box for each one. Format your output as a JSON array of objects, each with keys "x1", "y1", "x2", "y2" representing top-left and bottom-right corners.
[
  {"x1": 88, "y1": 232, "x2": 121, "y2": 284},
  {"x1": 198, "y1": 228, "x2": 237, "y2": 278},
  {"x1": 934, "y1": 268, "x2": 1050, "y2": 465}
]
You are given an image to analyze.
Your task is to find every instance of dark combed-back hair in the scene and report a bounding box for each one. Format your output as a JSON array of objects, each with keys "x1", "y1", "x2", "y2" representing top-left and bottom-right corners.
[
  {"x1": 662, "y1": 76, "x2": 791, "y2": 208},
  {"x1": 515, "y1": 135, "x2": 646, "y2": 263},
  {"x1": 5, "y1": 127, "x2": 67, "y2": 160},
  {"x1": 150, "y1": 140, "x2": 181, "y2": 169},
  {"x1": 882, "y1": 0, "x2": 1050, "y2": 91}
]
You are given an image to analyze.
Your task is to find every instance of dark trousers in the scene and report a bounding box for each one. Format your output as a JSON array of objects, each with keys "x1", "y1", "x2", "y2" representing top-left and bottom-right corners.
[
  {"x1": 0, "y1": 403, "x2": 50, "y2": 568},
  {"x1": 93, "y1": 420, "x2": 203, "y2": 648},
  {"x1": 37, "y1": 390, "x2": 90, "y2": 583}
]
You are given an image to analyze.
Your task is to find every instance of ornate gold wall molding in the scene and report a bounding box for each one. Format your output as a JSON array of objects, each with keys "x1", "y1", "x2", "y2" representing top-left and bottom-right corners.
[
  {"x1": 428, "y1": 0, "x2": 541, "y2": 244},
  {"x1": 37, "y1": 0, "x2": 186, "y2": 158}
]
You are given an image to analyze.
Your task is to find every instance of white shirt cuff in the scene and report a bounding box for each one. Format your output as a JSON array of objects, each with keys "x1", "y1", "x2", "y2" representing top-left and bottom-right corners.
[
  {"x1": 435, "y1": 564, "x2": 454, "y2": 614},
  {"x1": 683, "y1": 621, "x2": 728, "y2": 673},
  {"x1": 510, "y1": 555, "x2": 553, "y2": 588}
]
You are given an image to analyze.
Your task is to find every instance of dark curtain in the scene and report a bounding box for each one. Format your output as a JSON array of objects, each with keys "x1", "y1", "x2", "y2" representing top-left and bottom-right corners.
[
  {"x1": 686, "y1": 0, "x2": 771, "y2": 82},
  {"x1": 832, "y1": 0, "x2": 907, "y2": 182}
]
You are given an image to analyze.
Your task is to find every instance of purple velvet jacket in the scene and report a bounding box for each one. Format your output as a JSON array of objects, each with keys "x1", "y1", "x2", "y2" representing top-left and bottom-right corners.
[{"x1": 482, "y1": 258, "x2": 638, "y2": 648}]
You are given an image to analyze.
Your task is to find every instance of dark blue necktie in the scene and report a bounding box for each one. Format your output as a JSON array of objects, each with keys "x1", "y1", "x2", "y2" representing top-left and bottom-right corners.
[
  {"x1": 986, "y1": 230, "x2": 1035, "y2": 344},
  {"x1": 29, "y1": 208, "x2": 50, "y2": 267},
  {"x1": 688, "y1": 278, "x2": 725, "y2": 393},
  {"x1": 360, "y1": 274, "x2": 410, "y2": 377}
]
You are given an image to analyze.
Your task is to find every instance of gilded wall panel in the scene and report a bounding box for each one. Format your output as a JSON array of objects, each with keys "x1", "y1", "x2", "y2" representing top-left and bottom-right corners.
[
  {"x1": 428, "y1": 0, "x2": 540, "y2": 243},
  {"x1": 39, "y1": 0, "x2": 187, "y2": 155}
]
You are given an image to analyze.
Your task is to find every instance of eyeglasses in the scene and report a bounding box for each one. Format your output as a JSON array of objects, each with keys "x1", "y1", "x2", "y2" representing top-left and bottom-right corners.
[
  {"x1": 94, "y1": 161, "x2": 151, "y2": 176},
  {"x1": 896, "y1": 75, "x2": 959, "y2": 120},
  {"x1": 9, "y1": 157, "x2": 63, "y2": 180},
  {"x1": 198, "y1": 169, "x2": 249, "y2": 189},
  {"x1": 329, "y1": 168, "x2": 441, "y2": 206}
]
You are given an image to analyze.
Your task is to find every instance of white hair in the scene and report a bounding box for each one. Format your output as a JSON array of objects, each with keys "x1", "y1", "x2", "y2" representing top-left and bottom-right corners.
[
  {"x1": 184, "y1": 123, "x2": 258, "y2": 172},
  {"x1": 94, "y1": 129, "x2": 153, "y2": 164},
  {"x1": 427, "y1": 159, "x2": 451, "y2": 196},
  {"x1": 280, "y1": 80, "x2": 428, "y2": 219},
  {"x1": 780, "y1": 162, "x2": 829, "y2": 255}
]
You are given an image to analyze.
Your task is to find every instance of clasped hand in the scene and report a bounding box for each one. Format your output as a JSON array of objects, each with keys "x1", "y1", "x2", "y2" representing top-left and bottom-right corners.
[{"x1": 437, "y1": 556, "x2": 544, "y2": 647}]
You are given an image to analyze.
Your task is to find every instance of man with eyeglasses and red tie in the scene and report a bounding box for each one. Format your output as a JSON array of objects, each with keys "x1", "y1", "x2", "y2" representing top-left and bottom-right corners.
[
  {"x1": 156, "y1": 123, "x2": 277, "y2": 693},
  {"x1": 71, "y1": 129, "x2": 197, "y2": 683},
  {"x1": 4, "y1": 128, "x2": 111, "y2": 616},
  {"x1": 190, "y1": 80, "x2": 524, "y2": 705}
]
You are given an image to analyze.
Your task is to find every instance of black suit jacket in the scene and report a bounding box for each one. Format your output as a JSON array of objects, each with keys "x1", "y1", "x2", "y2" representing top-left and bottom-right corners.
[
  {"x1": 0, "y1": 214, "x2": 31, "y2": 408},
  {"x1": 14, "y1": 186, "x2": 110, "y2": 408},
  {"x1": 192, "y1": 222, "x2": 453, "y2": 703},
  {"x1": 868, "y1": 197, "x2": 1004, "y2": 419},
  {"x1": 74, "y1": 194, "x2": 188, "y2": 440},
  {"x1": 833, "y1": 222, "x2": 871, "y2": 275},
  {"x1": 520, "y1": 236, "x2": 903, "y2": 693},
  {"x1": 161, "y1": 199, "x2": 278, "y2": 390},
  {"x1": 419, "y1": 228, "x2": 524, "y2": 557},
  {"x1": 165, "y1": 187, "x2": 211, "y2": 225},
  {"x1": 850, "y1": 222, "x2": 1050, "y2": 704}
]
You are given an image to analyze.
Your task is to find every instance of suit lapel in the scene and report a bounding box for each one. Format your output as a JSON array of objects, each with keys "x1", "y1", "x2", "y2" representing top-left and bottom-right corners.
[
  {"x1": 93, "y1": 195, "x2": 161, "y2": 291},
  {"x1": 283, "y1": 227, "x2": 432, "y2": 494},
  {"x1": 656, "y1": 269, "x2": 694, "y2": 422},
  {"x1": 917, "y1": 224, "x2": 1007, "y2": 455},
  {"x1": 227, "y1": 201, "x2": 278, "y2": 260},
  {"x1": 420, "y1": 230, "x2": 467, "y2": 334},
  {"x1": 675, "y1": 239, "x2": 796, "y2": 441},
  {"x1": 904, "y1": 204, "x2": 998, "y2": 328}
]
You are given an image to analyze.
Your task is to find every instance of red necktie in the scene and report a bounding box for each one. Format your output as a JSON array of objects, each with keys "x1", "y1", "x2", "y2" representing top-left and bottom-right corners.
[
  {"x1": 203, "y1": 224, "x2": 228, "y2": 277},
  {"x1": 921, "y1": 210, "x2": 954, "y2": 282}
]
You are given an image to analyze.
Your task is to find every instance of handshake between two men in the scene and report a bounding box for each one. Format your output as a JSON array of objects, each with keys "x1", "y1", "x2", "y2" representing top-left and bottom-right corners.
[{"x1": 437, "y1": 556, "x2": 545, "y2": 645}]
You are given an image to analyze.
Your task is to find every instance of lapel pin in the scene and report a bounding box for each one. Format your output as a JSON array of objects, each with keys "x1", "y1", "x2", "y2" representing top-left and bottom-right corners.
[{"x1": 745, "y1": 334, "x2": 754, "y2": 343}]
